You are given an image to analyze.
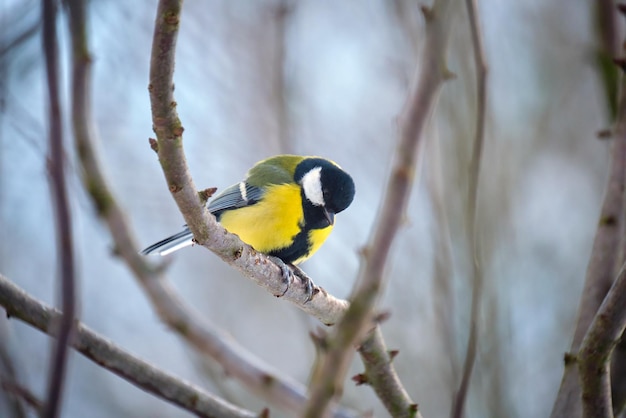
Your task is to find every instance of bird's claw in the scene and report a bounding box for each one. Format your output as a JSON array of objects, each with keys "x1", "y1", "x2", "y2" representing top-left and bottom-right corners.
[
  {"x1": 270, "y1": 256, "x2": 315, "y2": 303},
  {"x1": 290, "y1": 264, "x2": 314, "y2": 302}
]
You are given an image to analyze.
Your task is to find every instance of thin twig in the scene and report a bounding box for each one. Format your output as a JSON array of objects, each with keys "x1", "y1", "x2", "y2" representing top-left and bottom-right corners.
[
  {"x1": 0, "y1": 378, "x2": 43, "y2": 414},
  {"x1": 450, "y1": 0, "x2": 488, "y2": 417},
  {"x1": 303, "y1": 1, "x2": 456, "y2": 416},
  {"x1": 41, "y1": 0, "x2": 77, "y2": 417},
  {"x1": 0, "y1": 20, "x2": 40, "y2": 60},
  {"x1": 0, "y1": 274, "x2": 256, "y2": 418},
  {"x1": 426, "y1": 131, "x2": 459, "y2": 397},
  {"x1": 0, "y1": 333, "x2": 34, "y2": 417},
  {"x1": 357, "y1": 328, "x2": 416, "y2": 417},
  {"x1": 62, "y1": 1, "x2": 355, "y2": 416}
]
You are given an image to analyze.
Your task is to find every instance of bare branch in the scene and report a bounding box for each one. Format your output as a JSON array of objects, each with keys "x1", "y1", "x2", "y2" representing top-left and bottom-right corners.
[
  {"x1": 425, "y1": 133, "x2": 459, "y2": 397},
  {"x1": 450, "y1": 0, "x2": 488, "y2": 416},
  {"x1": 357, "y1": 328, "x2": 417, "y2": 417},
  {"x1": 0, "y1": 378, "x2": 43, "y2": 414},
  {"x1": 0, "y1": 274, "x2": 256, "y2": 418},
  {"x1": 0, "y1": 322, "x2": 32, "y2": 417},
  {"x1": 553, "y1": 85, "x2": 626, "y2": 418},
  {"x1": 269, "y1": 0, "x2": 292, "y2": 154},
  {"x1": 303, "y1": 1, "x2": 457, "y2": 416},
  {"x1": 576, "y1": 30, "x2": 626, "y2": 417},
  {"x1": 0, "y1": 19, "x2": 40, "y2": 60},
  {"x1": 41, "y1": 0, "x2": 77, "y2": 416},
  {"x1": 578, "y1": 261, "x2": 626, "y2": 418},
  {"x1": 551, "y1": 3, "x2": 626, "y2": 417}
]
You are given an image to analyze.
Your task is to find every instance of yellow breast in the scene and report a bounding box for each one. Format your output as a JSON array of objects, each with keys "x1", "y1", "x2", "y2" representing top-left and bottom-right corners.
[{"x1": 218, "y1": 183, "x2": 304, "y2": 254}]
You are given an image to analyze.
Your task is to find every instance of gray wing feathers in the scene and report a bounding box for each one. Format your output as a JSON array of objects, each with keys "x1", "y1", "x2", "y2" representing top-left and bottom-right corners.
[
  {"x1": 140, "y1": 227, "x2": 194, "y2": 256},
  {"x1": 207, "y1": 182, "x2": 264, "y2": 214}
]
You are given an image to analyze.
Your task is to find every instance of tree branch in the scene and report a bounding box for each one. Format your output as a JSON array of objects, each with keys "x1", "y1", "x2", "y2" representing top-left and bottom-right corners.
[
  {"x1": 551, "y1": 4, "x2": 626, "y2": 417},
  {"x1": 579, "y1": 261, "x2": 626, "y2": 418},
  {"x1": 577, "y1": 36, "x2": 626, "y2": 418},
  {"x1": 0, "y1": 378, "x2": 43, "y2": 415},
  {"x1": 303, "y1": 1, "x2": 457, "y2": 416},
  {"x1": 41, "y1": 0, "x2": 77, "y2": 416},
  {"x1": 425, "y1": 124, "x2": 459, "y2": 398},
  {"x1": 0, "y1": 274, "x2": 256, "y2": 418},
  {"x1": 451, "y1": 0, "x2": 488, "y2": 416},
  {"x1": 0, "y1": 334, "x2": 36, "y2": 417},
  {"x1": 269, "y1": 0, "x2": 292, "y2": 154},
  {"x1": 357, "y1": 328, "x2": 417, "y2": 417},
  {"x1": 552, "y1": 103, "x2": 626, "y2": 417}
]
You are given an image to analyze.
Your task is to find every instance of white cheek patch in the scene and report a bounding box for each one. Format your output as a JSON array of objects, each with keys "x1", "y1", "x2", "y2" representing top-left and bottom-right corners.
[{"x1": 301, "y1": 166, "x2": 324, "y2": 206}]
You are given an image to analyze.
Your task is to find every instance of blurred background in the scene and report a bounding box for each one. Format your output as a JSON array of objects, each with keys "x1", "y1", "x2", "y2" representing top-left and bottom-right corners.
[{"x1": 0, "y1": 0, "x2": 614, "y2": 417}]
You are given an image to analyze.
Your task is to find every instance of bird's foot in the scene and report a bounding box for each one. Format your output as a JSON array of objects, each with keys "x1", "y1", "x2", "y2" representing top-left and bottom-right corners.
[
  {"x1": 289, "y1": 263, "x2": 315, "y2": 303},
  {"x1": 270, "y1": 256, "x2": 314, "y2": 303}
]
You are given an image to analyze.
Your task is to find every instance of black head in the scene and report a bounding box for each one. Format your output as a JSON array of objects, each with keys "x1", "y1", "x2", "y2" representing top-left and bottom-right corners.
[{"x1": 295, "y1": 158, "x2": 355, "y2": 221}]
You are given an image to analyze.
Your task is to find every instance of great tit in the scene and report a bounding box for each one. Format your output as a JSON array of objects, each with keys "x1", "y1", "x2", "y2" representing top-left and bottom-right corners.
[{"x1": 142, "y1": 155, "x2": 355, "y2": 277}]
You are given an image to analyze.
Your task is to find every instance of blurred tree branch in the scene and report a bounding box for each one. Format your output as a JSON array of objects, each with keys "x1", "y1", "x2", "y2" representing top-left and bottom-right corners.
[
  {"x1": 451, "y1": 0, "x2": 488, "y2": 416},
  {"x1": 0, "y1": 20, "x2": 39, "y2": 60},
  {"x1": 269, "y1": 0, "x2": 292, "y2": 154},
  {"x1": 0, "y1": 378, "x2": 42, "y2": 416},
  {"x1": 551, "y1": 3, "x2": 626, "y2": 418},
  {"x1": 0, "y1": 274, "x2": 257, "y2": 418},
  {"x1": 608, "y1": 6, "x2": 626, "y2": 416},
  {"x1": 41, "y1": 0, "x2": 77, "y2": 417},
  {"x1": 595, "y1": 0, "x2": 621, "y2": 120},
  {"x1": 303, "y1": 1, "x2": 456, "y2": 417},
  {"x1": 426, "y1": 134, "x2": 459, "y2": 399},
  {"x1": 578, "y1": 261, "x2": 626, "y2": 418},
  {"x1": 576, "y1": 17, "x2": 626, "y2": 416},
  {"x1": 0, "y1": 332, "x2": 36, "y2": 417},
  {"x1": 356, "y1": 328, "x2": 416, "y2": 417}
]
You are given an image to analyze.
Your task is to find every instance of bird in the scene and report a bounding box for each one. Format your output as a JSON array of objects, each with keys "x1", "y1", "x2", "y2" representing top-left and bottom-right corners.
[{"x1": 141, "y1": 155, "x2": 355, "y2": 299}]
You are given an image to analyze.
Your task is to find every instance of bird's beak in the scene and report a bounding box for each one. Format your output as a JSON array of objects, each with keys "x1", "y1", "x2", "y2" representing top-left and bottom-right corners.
[{"x1": 323, "y1": 208, "x2": 335, "y2": 226}]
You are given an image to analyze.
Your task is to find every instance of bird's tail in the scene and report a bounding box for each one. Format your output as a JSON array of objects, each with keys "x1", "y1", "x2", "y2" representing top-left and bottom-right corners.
[{"x1": 141, "y1": 228, "x2": 194, "y2": 256}]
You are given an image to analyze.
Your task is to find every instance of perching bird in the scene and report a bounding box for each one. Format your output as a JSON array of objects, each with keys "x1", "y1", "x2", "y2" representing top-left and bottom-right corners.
[{"x1": 141, "y1": 155, "x2": 355, "y2": 298}]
